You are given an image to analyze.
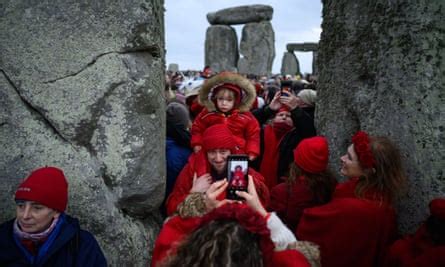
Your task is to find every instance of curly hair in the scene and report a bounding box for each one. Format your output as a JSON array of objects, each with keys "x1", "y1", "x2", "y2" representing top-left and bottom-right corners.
[
  {"x1": 288, "y1": 162, "x2": 337, "y2": 205},
  {"x1": 161, "y1": 219, "x2": 263, "y2": 267},
  {"x1": 355, "y1": 136, "x2": 408, "y2": 204}
]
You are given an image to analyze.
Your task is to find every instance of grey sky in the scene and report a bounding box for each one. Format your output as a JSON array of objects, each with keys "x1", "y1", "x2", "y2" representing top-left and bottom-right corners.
[{"x1": 165, "y1": 0, "x2": 322, "y2": 74}]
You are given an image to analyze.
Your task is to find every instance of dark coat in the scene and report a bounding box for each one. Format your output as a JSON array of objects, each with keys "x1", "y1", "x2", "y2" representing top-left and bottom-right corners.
[
  {"x1": 277, "y1": 106, "x2": 316, "y2": 178},
  {"x1": 0, "y1": 214, "x2": 107, "y2": 267}
]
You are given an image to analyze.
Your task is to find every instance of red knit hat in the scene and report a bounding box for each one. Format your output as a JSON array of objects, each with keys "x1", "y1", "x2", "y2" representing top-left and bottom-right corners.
[
  {"x1": 430, "y1": 198, "x2": 445, "y2": 220},
  {"x1": 15, "y1": 166, "x2": 68, "y2": 212},
  {"x1": 202, "y1": 124, "x2": 236, "y2": 152},
  {"x1": 211, "y1": 83, "x2": 243, "y2": 106},
  {"x1": 294, "y1": 136, "x2": 329, "y2": 173},
  {"x1": 277, "y1": 106, "x2": 290, "y2": 114}
]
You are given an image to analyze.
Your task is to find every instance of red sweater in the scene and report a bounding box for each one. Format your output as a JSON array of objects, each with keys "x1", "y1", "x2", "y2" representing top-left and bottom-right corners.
[
  {"x1": 151, "y1": 214, "x2": 311, "y2": 267},
  {"x1": 268, "y1": 177, "x2": 317, "y2": 232},
  {"x1": 191, "y1": 109, "x2": 260, "y2": 156},
  {"x1": 385, "y1": 224, "x2": 445, "y2": 267},
  {"x1": 296, "y1": 178, "x2": 398, "y2": 267},
  {"x1": 165, "y1": 152, "x2": 270, "y2": 216}
]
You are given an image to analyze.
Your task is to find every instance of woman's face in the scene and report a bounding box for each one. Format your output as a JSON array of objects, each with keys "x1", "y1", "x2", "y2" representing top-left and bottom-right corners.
[
  {"x1": 16, "y1": 201, "x2": 60, "y2": 233},
  {"x1": 340, "y1": 144, "x2": 365, "y2": 178},
  {"x1": 273, "y1": 110, "x2": 293, "y2": 126}
]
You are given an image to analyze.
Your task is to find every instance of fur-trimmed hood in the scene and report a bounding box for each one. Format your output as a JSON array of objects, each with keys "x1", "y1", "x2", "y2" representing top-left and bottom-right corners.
[{"x1": 198, "y1": 72, "x2": 256, "y2": 112}]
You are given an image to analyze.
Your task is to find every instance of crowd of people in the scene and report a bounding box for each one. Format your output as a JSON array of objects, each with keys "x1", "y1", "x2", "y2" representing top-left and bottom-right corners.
[
  {"x1": 161, "y1": 66, "x2": 445, "y2": 267},
  {"x1": 0, "y1": 66, "x2": 443, "y2": 266}
]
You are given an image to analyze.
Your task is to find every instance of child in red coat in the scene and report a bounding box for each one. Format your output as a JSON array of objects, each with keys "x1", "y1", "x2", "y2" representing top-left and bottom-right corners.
[{"x1": 191, "y1": 72, "x2": 260, "y2": 161}]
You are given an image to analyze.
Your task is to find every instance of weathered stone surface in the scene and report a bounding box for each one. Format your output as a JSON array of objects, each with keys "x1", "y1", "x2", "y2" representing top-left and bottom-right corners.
[
  {"x1": 287, "y1": 42, "x2": 319, "y2": 52},
  {"x1": 205, "y1": 25, "x2": 239, "y2": 73},
  {"x1": 238, "y1": 21, "x2": 275, "y2": 76},
  {"x1": 168, "y1": 63, "x2": 179, "y2": 72},
  {"x1": 207, "y1": 5, "x2": 273, "y2": 25},
  {"x1": 281, "y1": 52, "x2": 300, "y2": 76},
  {"x1": 312, "y1": 51, "x2": 319, "y2": 75},
  {"x1": 316, "y1": 0, "x2": 445, "y2": 233},
  {"x1": 0, "y1": 1, "x2": 165, "y2": 265}
]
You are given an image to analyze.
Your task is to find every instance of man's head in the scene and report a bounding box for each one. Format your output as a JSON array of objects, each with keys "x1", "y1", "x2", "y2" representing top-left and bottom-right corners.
[
  {"x1": 14, "y1": 166, "x2": 68, "y2": 233},
  {"x1": 202, "y1": 124, "x2": 236, "y2": 174}
]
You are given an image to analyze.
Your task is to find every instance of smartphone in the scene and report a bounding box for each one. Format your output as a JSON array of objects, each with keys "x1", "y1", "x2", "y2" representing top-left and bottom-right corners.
[
  {"x1": 280, "y1": 80, "x2": 292, "y2": 96},
  {"x1": 226, "y1": 155, "x2": 249, "y2": 200}
]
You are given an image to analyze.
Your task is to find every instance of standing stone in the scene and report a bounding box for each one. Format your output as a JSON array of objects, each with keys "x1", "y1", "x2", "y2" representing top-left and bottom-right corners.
[
  {"x1": 0, "y1": 1, "x2": 165, "y2": 265},
  {"x1": 168, "y1": 63, "x2": 179, "y2": 72},
  {"x1": 281, "y1": 52, "x2": 300, "y2": 76},
  {"x1": 312, "y1": 51, "x2": 318, "y2": 75},
  {"x1": 238, "y1": 21, "x2": 275, "y2": 76},
  {"x1": 205, "y1": 25, "x2": 239, "y2": 73},
  {"x1": 207, "y1": 5, "x2": 273, "y2": 25},
  {"x1": 316, "y1": 0, "x2": 445, "y2": 233}
]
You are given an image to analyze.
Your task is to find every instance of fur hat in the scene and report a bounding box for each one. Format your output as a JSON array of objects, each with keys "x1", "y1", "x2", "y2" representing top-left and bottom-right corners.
[
  {"x1": 167, "y1": 102, "x2": 191, "y2": 129},
  {"x1": 294, "y1": 136, "x2": 329, "y2": 173},
  {"x1": 15, "y1": 166, "x2": 68, "y2": 212},
  {"x1": 202, "y1": 124, "x2": 236, "y2": 152},
  {"x1": 199, "y1": 72, "x2": 256, "y2": 112},
  {"x1": 297, "y1": 89, "x2": 317, "y2": 106}
]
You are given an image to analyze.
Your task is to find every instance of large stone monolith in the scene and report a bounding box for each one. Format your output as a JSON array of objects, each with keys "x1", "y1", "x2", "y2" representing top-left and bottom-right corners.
[
  {"x1": 205, "y1": 25, "x2": 239, "y2": 72},
  {"x1": 207, "y1": 5, "x2": 273, "y2": 25},
  {"x1": 238, "y1": 21, "x2": 275, "y2": 76},
  {"x1": 0, "y1": 1, "x2": 165, "y2": 265},
  {"x1": 281, "y1": 52, "x2": 300, "y2": 76},
  {"x1": 316, "y1": 0, "x2": 445, "y2": 233}
]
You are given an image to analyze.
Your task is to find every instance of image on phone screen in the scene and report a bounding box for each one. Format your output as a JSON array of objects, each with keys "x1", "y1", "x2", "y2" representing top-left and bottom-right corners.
[{"x1": 227, "y1": 155, "x2": 249, "y2": 200}]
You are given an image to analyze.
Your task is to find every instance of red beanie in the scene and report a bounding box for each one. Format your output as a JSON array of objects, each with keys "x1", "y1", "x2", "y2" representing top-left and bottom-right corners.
[
  {"x1": 212, "y1": 83, "x2": 243, "y2": 106},
  {"x1": 277, "y1": 106, "x2": 290, "y2": 114},
  {"x1": 430, "y1": 198, "x2": 445, "y2": 220},
  {"x1": 202, "y1": 124, "x2": 236, "y2": 152},
  {"x1": 294, "y1": 136, "x2": 329, "y2": 173},
  {"x1": 15, "y1": 166, "x2": 68, "y2": 212}
]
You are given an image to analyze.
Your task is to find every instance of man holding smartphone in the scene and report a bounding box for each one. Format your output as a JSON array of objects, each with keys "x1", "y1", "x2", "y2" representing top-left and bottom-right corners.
[{"x1": 165, "y1": 124, "x2": 270, "y2": 217}]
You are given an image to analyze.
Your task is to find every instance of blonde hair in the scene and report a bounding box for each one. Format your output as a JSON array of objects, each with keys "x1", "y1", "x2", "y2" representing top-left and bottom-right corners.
[{"x1": 215, "y1": 88, "x2": 235, "y2": 99}]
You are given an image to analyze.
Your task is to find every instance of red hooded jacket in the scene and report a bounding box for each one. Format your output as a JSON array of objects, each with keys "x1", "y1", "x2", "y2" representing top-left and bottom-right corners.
[{"x1": 191, "y1": 109, "x2": 260, "y2": 156}]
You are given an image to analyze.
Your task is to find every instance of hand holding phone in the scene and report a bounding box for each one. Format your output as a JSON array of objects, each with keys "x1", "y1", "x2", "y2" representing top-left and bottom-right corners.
[{"x1": 226, "y1": 155, "x2": 249, "y2": 200}]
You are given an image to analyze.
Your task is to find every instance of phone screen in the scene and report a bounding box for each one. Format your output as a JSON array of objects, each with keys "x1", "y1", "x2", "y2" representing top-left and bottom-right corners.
[
  {"x1": 226, "y1": 155, "x2": 249, "y2": 200},
  {"x1": 280, "y1": 87, "x2": 290, "y2": 96}
]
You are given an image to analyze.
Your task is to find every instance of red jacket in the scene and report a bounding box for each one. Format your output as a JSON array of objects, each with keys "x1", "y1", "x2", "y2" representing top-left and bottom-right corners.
[
  {"x1": 268, "y1": 177, "x2": 317, "y2": 232},
  {"x1": 296, "y1": 178, "x2": 398, "y2": 267},
  {"x1": 151, "y1": 214, "x2": 311, "y2": 267},
  {"x1": 191, "y1": 109, "x2": 260, "y2": 156},
  {"x1": 385, "y1": 224, "x2": 445, "y2": 267},
  {"x1": 165, "y1": 152, "x2": 270, "y2": 216}
]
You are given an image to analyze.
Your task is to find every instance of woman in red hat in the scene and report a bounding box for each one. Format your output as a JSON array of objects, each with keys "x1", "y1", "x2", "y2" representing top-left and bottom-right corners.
[
  {"x1": 384, "y1": 198, "x2": 445, "y2": 267},
  {"x1": 268, "y1": 136, "x2": 337, "y2": 231},
  {"x1": 0, "y1": 166, "x2": 106, "y2": 266},
  {"x1": 190, "y1": 71, "x2": 260, "y2": 161},
  {"x1": 296, "y1": 131, "x2": 407, "y2": 267},
  {"x1": 165, "y1": 124, "x2": 269, "y2": 216},
  {"x1": 153, "y1": 175, "x2": 318, "y2": 267}
]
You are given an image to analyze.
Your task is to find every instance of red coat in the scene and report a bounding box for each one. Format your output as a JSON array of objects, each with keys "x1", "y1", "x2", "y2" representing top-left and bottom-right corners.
[
  {"x1": 385, "y1": 224, "x2": 445, "y2": 267},
  {"x1": 260, "y1": 125, "x2": 282, "y2": 189},
  {"x1": 191, "y1": 109, "x2": 260, "y2": 156},
  {"x1": 268, "y1": 177, "x2": 317, "y2": 232},
  {"x1": 151, "y1": 214, "x2": 311, "y2": 267},
  {"x1": 165, "y1": 152, "x2": 270, "y2": 216},
  {"x1": 296, "y1": 178, "x2": 398, "y2": 267}
]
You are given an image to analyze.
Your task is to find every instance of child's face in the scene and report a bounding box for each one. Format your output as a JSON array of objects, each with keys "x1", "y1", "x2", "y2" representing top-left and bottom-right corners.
[{"x1": 216, "y1": 90, "x2": 235, "y2": 113}]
